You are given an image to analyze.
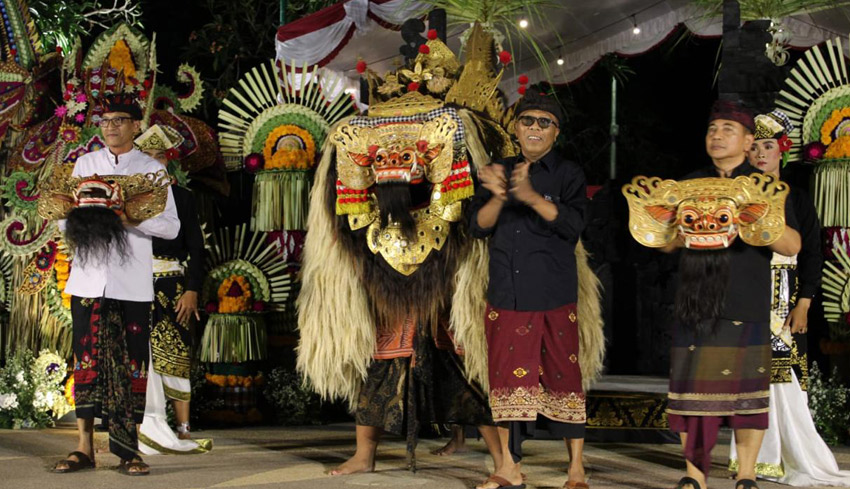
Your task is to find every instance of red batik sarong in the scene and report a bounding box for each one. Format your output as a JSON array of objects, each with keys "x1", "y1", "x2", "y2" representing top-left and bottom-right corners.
[{"x1": 485, "y1": 303, "x2": 585, "y2": 424}]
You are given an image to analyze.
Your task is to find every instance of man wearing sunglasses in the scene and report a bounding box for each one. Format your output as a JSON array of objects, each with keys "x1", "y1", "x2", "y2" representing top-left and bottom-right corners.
[
  {"x1": 470, "y1": 91, "x2": 589, "y2": 489},
  {"x1": 53, "y1": 94, "x2": 180, "y2": 477}
]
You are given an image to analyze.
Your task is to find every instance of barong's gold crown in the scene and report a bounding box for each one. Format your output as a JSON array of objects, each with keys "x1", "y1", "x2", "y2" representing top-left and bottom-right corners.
[{"x1": 622, "y1": 174, "x2": 789, "y2": 249}]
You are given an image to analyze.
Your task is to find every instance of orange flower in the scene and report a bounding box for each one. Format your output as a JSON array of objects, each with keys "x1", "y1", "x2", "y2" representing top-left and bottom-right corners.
[{"x1": 825, "y1": 134, "x2": 850, "y2": 159}]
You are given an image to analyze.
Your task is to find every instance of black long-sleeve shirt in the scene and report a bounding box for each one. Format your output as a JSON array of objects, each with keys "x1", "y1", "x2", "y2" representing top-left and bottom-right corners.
[
  {"x1": 152, "y1": 185, "x2": 205, "y2": 292},
  {"x1": 469, "y1": 150, "x2": 587, "y2": 311},
  {"x1": 788, "y1": 184, "x2": 822, "y2": 300},
  {"x1": 683, "y1": 162, "x2": 799, "y2": 322}
]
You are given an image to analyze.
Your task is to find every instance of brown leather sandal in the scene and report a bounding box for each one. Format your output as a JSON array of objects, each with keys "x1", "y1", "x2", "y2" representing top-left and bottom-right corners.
[
  {"x1": 118, "y1": 458, "x2": 150, "y2": 476},
  {"x1": 52, "y1": 451, "x2": 94, "y2": 473}
]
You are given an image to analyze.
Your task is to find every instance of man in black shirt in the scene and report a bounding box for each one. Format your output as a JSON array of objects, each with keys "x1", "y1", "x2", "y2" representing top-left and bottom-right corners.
[
  {"x1": 470, "y1": 91, "x2": 590, "y2": 489},
  {"x1": 663, "y1": 101, "x2": 801, "y2": 489}
]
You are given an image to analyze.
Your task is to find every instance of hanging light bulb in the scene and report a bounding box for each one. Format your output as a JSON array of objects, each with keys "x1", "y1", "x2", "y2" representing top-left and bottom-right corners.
[
  {"x1": 557, "y1": 57, "x2": 564, "y2": 66},
  {"x1": 519, "y1": 18, "x2": 529, "y2": 29},
  {"x1": 632, "y1": 15, "x2": 641, "y2": 35}
]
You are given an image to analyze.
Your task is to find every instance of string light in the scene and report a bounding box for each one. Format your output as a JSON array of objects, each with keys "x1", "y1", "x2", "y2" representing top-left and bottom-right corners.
[
  {"x1": 519, "y1": 18, "x2": 529, "y2": 29},
  {"x1": 632, "y1": 15, "x2": 641, "y2": 35},
  {"x1": 557, "y1": 56, "x2": 564, "y2": 66}
]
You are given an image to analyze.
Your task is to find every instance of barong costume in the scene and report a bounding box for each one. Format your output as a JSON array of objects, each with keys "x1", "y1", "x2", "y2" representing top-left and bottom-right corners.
[{"x1": 297, "y1": 25, "x2": 533, "y2": 464}]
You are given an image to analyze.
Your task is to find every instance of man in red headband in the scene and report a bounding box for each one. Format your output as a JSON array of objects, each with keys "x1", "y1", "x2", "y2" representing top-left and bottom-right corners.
[{"x1": 663, "y1": 100, "x2": 801, "y2": 489}]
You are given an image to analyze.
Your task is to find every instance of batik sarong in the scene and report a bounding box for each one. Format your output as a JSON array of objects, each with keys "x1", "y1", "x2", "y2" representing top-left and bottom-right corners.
[
  {"x1": 150, "y1": 257, "x2": 192, "y2": 400},
  {"x1": 72, "y1": 296, "x2": 150, "y2": 461},
  {"x1": 668, "y1": 317, "x2": 771, "y2": 474},
  {"x1": 485, "y1": 303, "x2": 585, "y2": 461}
]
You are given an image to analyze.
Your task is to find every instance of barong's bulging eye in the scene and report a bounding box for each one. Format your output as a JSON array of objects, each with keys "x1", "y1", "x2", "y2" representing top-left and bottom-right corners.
[
  {"x1": 715, "y1": 209, "x2": 732, "y2": 225},
  {"x1": 681, "y1": 210, "x2": 698, "y2": 226},
  {"x1": 401, "y1": 149, "x2": 415, "y2": 163},
  {"x1": 374, "y1": 150, "x2": 388, "y2": 166}
]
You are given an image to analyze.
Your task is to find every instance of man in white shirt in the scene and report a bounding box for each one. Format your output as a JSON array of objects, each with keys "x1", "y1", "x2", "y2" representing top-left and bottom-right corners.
[{"x1": 53, "y1": 94, "x2": 179, "y2": 476}]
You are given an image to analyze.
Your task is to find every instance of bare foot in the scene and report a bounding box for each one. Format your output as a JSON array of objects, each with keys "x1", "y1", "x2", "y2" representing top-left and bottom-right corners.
[
  {"x1": 431, "y1": 438, "x2": 468, "y2": 456},
  {"x1": 567, "y1": 464, "x2": 586, "y2": 484},
  {"x1": 329, "y1": 455, "x2": 375, "y2": 476}
]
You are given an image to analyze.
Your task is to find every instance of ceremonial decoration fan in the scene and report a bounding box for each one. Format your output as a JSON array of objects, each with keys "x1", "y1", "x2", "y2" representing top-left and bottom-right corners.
[
  {"x1": 217, "y1": 60, "x2": 355, "y2": 231},
  {"x1": 823, "y1": 244, "x2": 850, "y2": 327},
  {"x1": 200, "y1": 224, "x2": 291, "y2": 362},
  {"x1": 775, "y1": 36, "x2": 850, "y2": 226}
]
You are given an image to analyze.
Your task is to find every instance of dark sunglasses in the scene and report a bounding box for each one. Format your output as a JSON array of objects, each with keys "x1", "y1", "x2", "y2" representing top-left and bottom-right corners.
[{"x1": 518, "y1": 115, "x2": 558, "y2": 129}]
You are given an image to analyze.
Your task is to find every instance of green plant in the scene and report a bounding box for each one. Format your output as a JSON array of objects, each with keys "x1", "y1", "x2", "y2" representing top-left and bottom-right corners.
[
  {"x1": 28, "y1": 0, "x2": 144, "y2": 53},
  {"x1": 263, "y1": 367, "x2": 321, "y2": 425},
  {"x1": 808, "y1": 362, "x2": 850, "y2": 445},
  {"x1": 180, "y1": 0, "x2": 336, "y2": 119},
  {"x1": 0, "y1": 348, "x2": 71, "y2": 429}
]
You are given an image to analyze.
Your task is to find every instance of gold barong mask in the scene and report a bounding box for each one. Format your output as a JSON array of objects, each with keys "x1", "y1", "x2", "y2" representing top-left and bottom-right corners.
[
  {"x1": 332, "y1": 113, "x2": 457, "y2": 189},
  {"x1": 329, "y1": 110, "x2": 475, "y2": 276},
  {"x1": 622, "y1": 174, "x2": 789, "y2": 250},
  {"x1": 38, "y1": 170, "x2": 172, "y2": 222}
]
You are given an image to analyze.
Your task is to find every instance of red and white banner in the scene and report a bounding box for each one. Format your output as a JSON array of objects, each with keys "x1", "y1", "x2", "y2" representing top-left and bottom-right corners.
[{"x1": 275, "y1": 0, "x2": 427, "y2": 67}]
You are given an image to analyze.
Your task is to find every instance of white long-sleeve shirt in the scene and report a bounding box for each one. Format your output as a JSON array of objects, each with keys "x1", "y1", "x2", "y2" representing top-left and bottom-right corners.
[{"x1": 61, "y1": 147, "x2": 180, "y2": 301}]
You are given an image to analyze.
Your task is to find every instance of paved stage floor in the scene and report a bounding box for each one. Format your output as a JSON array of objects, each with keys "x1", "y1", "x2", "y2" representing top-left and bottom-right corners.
[{"x1": 1, "y1": 422, "x2": 849, "y2": 488}]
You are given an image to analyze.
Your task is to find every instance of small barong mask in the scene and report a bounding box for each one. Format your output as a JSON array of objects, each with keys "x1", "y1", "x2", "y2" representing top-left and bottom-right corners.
[
  {"x1": 38, "y1": 170, "x2": 172, "y2": 222},
  {"x1": 622, "y1": 174, "x2": 789, "y2": 250}
]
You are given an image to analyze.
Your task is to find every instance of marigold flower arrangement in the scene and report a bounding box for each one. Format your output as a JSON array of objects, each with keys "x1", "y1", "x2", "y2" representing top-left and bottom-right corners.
[
  {"x1": 262, "y1": 125, "x2": 316, "y2": 170},
  {"x1": 217, "y1": 274, "x2": 252, "y2": 313},
  {"x1": 824, "y1": 134, "x2": 850, "y2": 159},
  {"x1": 821, "y1": 107, "x2": 850, "y2": 146}
]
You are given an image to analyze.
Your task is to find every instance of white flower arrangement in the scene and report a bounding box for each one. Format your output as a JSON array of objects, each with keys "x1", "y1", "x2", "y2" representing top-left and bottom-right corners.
[{"x1": 0, "y1": 348, "x2": 71, "y2": 428}]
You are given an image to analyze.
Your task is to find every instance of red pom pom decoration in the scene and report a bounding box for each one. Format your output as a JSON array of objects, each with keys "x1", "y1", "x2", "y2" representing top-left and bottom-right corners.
[
  {"x1": 803, "y1": 141, "x2": 827, "y2": 161},
  {"x1": 499, "y1": 50, "x2": 512, "y2": 65},
  {"x1": 244, "y1": 153, "x2": 264, "y2": 173},
  {"x1": 407, "y1": 82, "x2": 420, "y2": 92},
  {"x1": 9, "y1": 48, "x2": 16, "y2": 57},
  {"x1": 139, "y1": 90, "x2": 148, "y2": 98},
  {"x1": 419, "y1": 44, "x2": 430, "y2": 55},
  {"x1": 252, "y1": 301, "x2": 266, "y2": 312},
  {"x1": 518, "y1": 85, "x2": 527, "y2": 95},
  {"x1": 356, "y1": 60, "x2": 367, "y2": 74},
  {"x1": 428, "y1": 29, "x2": 438, "y2": 40},
  {"x1": 205, "y1": 302, "x2": 218, "y2": 314},
  {"x1": 165, "y1": 148, "x2": 181, "y2": 160},
  {"x1": 518, "y1": 74, "x2": 529, "y2": 85},
  {"x1": 143, "y1": 78, "x2": 152, "y2": 89},
  {"x1": 56, "y1": 46, "x2": 63, "y2": 54}
]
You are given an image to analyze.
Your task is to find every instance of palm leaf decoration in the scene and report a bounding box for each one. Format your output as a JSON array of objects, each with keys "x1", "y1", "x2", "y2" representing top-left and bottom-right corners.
[
  {"x1": 691, "y1": 0, "x2": 850, "y2": 19},
  {"x1": 823, "y1": 244, "x2": 850, "y2": 325},
  {"x1": 200, "y1": 224, "x2": 292, "y2": 362},
  {"x1": 217, "y1": 60, "x2": 355, "y2": 231},
  {"x1": 775, "y1": 37, "x2": 850, "y2": 226}
]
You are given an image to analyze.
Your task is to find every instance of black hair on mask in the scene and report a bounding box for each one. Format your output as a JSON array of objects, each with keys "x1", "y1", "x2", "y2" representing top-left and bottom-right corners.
[{"x1": 65, "y1": 206, "x2": 128, "y2": 265}]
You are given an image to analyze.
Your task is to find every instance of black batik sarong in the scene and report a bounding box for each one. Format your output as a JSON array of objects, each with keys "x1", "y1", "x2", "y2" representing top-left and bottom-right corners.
[
  {"x1": 72, "y1": 296, "x2": 151, "y2": 461},
  {"x1": 151, "y1": 273, "x2": 192, "y2": 397},
  {"x1": 356, "y1": 321, "x2": 493, "y2": 466}
]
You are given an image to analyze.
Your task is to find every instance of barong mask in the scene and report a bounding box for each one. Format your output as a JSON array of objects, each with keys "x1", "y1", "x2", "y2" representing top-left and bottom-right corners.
[
  {"x1": 331, "y1": 110, "x2": 473, "y2": 276},
  {"x1": 622, "y1": 174, "x2": 789, "y2": 250},
  {"x1": 38, "y1": 169, "x2": 172, "y2": 222}
]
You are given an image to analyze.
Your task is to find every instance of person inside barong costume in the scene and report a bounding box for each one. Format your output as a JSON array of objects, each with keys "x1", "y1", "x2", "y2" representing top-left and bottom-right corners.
[
  {"x1": 297, "y1": 24, "x2": 521, "y2": 478},
  {"x1": 727, "y1": 111, "x2": 850, "y2": 485},
  {"x1": 134, "y1": 124, "x2": 211, "y2": 455},
  {"x1": 470, "y1": 90, "x2": 604, "y2": 489},
  {"x1": 623, "y1": 100, "x2": 801, "y2": 489},
  {"x1": 42, "y1": 94, "x2": 180, "y2": 475}
]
